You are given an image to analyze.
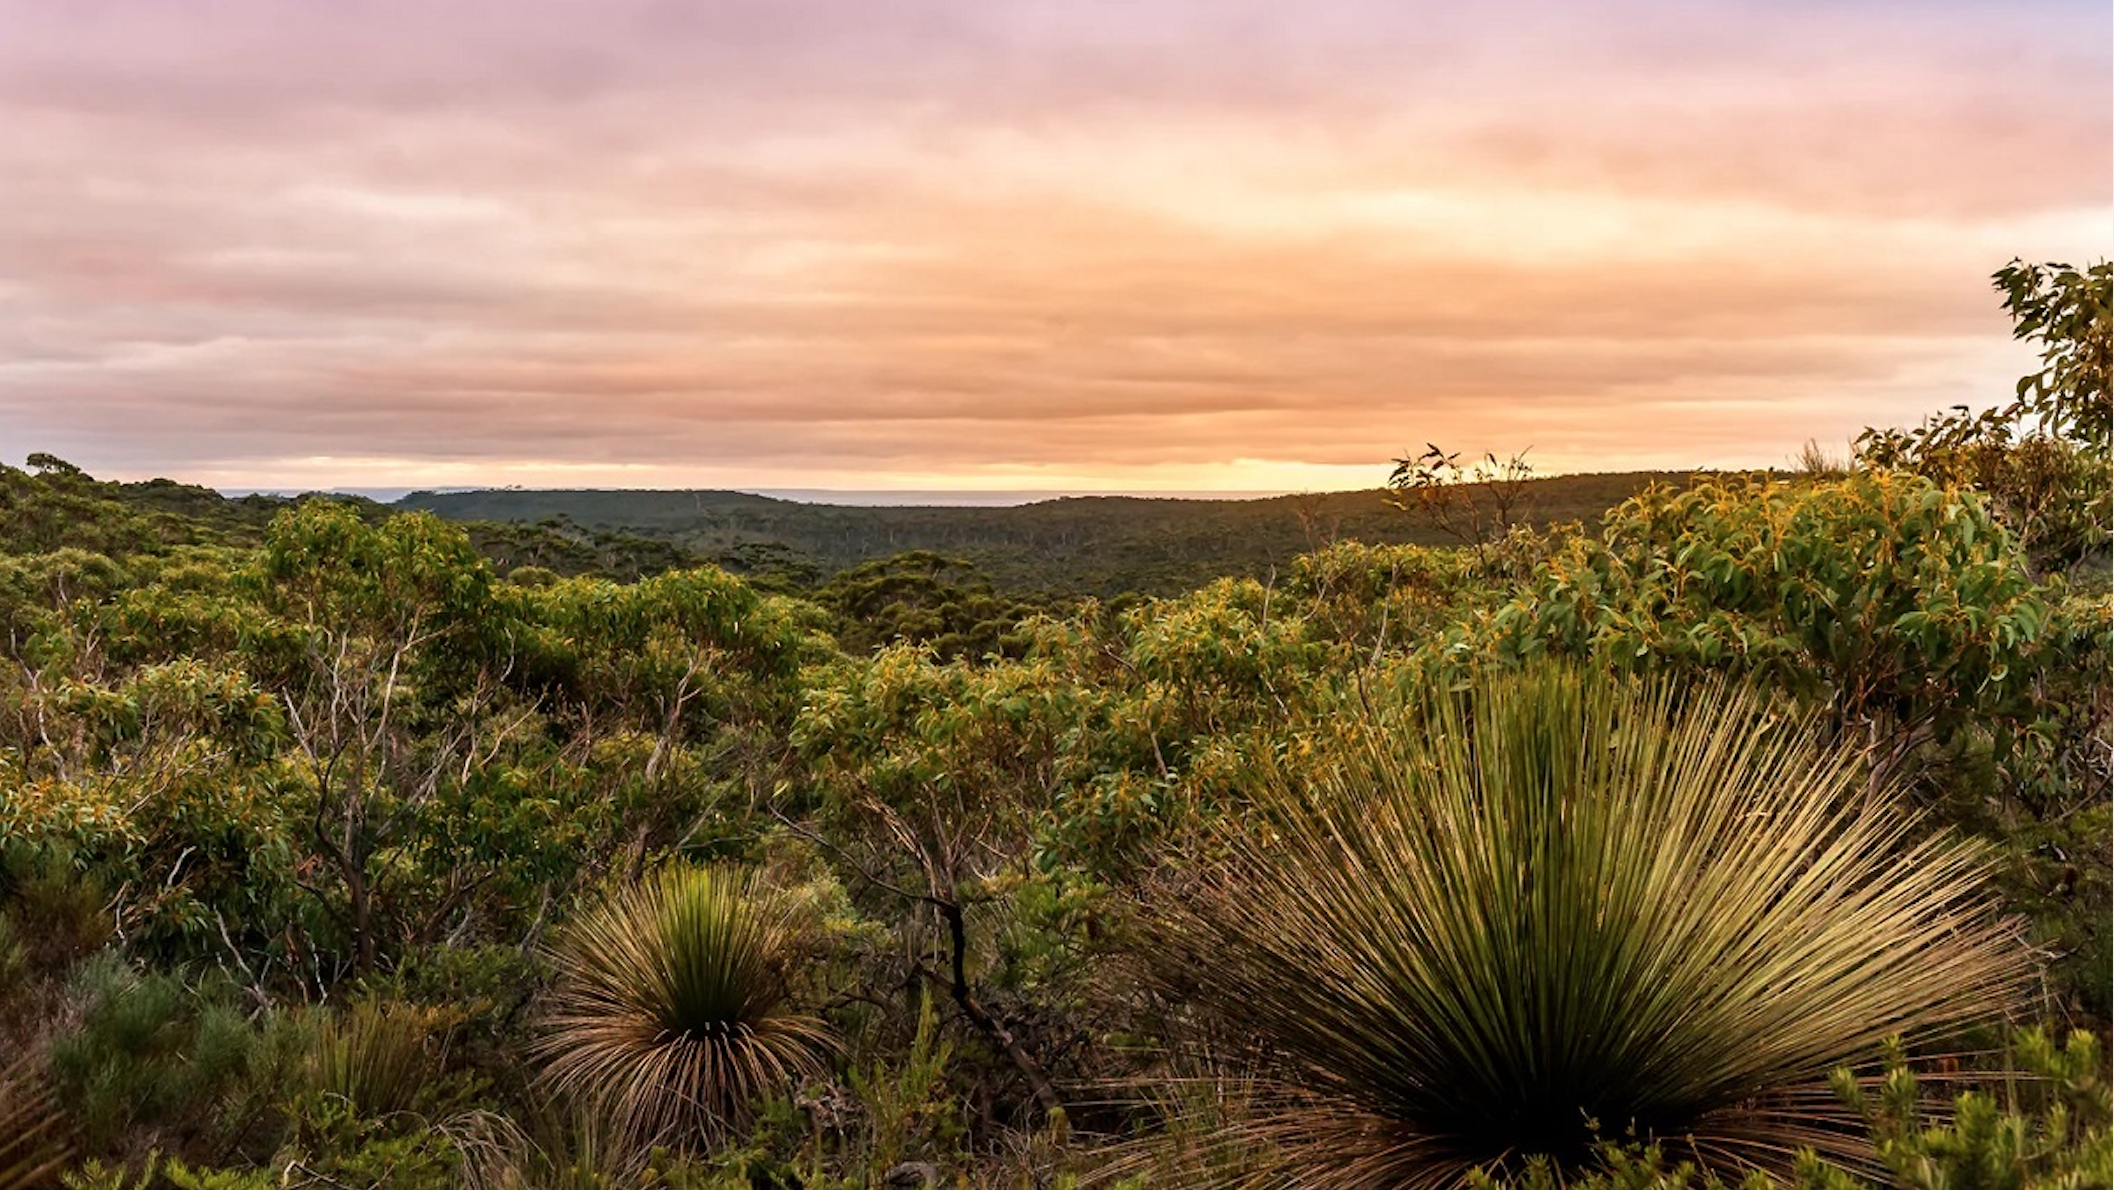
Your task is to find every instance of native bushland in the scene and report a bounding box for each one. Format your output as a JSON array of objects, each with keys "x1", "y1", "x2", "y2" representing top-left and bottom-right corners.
[{"x1": 0, "y1": 262, "x2": 2106, "y2": 1189}]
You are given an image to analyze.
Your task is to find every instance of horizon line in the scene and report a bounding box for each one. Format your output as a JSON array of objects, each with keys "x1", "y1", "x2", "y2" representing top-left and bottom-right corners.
[{"x1": 209, "y1": 468, "x2": 1711, "y2": 509}]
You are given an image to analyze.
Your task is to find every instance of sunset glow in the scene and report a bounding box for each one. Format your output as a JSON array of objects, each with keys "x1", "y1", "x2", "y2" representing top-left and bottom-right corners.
[{"x1": 3, "y1": 0, "x2": 2107, "y2": 493}]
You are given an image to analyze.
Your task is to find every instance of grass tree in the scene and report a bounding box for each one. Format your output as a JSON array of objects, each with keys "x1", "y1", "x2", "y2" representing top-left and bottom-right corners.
[
  {"x1": 1136, "y1": 662, "x2": 2030, "y2": 1189},
  {"x1": 310, "y1": 1000, "x2": 450, "y2": 1120},
  {"x1": 0, "y1": 1052, "x2": 71, "y2": 1190},
  {"x1": 533, "y1": 866, "x2": 836, "y2": 1154}
]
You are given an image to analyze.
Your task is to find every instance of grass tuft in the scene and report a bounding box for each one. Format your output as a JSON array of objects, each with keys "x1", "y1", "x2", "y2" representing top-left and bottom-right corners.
[{"x1": 311, "y1": 1000, "x2": 450, "y2": 1121}]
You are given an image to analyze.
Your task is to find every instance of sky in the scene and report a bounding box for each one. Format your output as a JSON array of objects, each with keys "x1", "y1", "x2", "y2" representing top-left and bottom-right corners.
[{"x1": 2, "y1": 0, "x2": 2108, "y2": 496}]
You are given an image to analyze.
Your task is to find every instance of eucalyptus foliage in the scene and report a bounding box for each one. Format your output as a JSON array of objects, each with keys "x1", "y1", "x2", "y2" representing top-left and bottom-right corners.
[
  {"x1": 1139, "y1": 663, "x2": 2031, "y2": 1189},
  {"x1": 1482, "y1": 471, "x2": 2101, "y2": 751}
]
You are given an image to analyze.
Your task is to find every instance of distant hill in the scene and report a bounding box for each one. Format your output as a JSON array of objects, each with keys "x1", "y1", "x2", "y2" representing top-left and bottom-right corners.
[
  {"x1": 0, "y1": 454, "x2": 1702, "y2": 599},
  {"x1": 398, "y1": 472, "x2": 1689, "y2": 597},
  {"x1": 0, "y1": 459, "x2": 716, "y2": 586}
]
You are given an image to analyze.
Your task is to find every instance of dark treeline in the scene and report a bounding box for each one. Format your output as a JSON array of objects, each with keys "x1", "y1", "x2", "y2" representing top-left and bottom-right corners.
[{"x1": 396, "y1": 472, "x2": 1681, "y2": 598}]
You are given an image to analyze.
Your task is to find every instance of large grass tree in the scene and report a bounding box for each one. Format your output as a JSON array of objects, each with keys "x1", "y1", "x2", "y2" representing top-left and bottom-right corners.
[{"x1": 1136, "y1": 663, "x2": 2030, "y2": 1189}]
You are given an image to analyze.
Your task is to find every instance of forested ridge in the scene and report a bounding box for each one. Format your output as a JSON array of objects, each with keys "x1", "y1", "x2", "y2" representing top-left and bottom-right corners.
[
  {"x1": 0, "y1": 262, "x2": 2106, "y2": 1189},
  {"x1": 395, "y1": 472, "x2": 1679, "y2": 598}
]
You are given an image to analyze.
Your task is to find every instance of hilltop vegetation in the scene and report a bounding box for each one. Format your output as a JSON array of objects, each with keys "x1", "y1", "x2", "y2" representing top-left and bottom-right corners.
[
  {"x1": 17, "y1": 447, "x2": 1682, "y2": 605},
  {"x1": 396, "y1": 472, "x2": 1679, "y2": 598},
  {"x1": 0, "y1": 460, "x2": 724, "y2": 587},
  {"x1": 0, "y1": 261, "x2": 2105, "y2": 1189}
]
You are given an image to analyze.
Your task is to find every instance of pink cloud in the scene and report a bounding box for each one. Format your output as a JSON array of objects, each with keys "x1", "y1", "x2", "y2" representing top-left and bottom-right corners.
[{"x1": 0, "y1": 0, "x2": 2104, "y2": 490}]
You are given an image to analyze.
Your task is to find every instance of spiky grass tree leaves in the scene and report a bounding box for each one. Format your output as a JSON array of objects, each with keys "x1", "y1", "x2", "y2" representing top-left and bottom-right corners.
[
  {"x1": 534, "y1": 866, "x2": 836, "y2": 1154},
  {"x1": 1139, "y1": 664, "x2": 2031, "y2": 1190},
  {"x1": 0, "y1": 1053, "x2": 72, "y2": 1190},
  {"x1": 310, "y1": 1001, "x2": 450, "y2": 1121}
]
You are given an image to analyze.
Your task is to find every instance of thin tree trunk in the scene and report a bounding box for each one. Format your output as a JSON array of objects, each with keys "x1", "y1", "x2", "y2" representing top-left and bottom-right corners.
[{"x1": 935, "y1": 896, "x2": 1063, "y2": 1117}]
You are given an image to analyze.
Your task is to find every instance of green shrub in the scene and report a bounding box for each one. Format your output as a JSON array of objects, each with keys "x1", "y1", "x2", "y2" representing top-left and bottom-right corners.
[
  {"x1": 1464, "y1": 1031, "x2": 2110, "y2": 1190},
  {"x1": 46, "y1": 955, "x2": 305, "y2": 1164},
  {"x1": 62, "y1": 1152, "x2": 276, "y2": 1190},
  {"x1": 0, "y1": 846, "x2": 113, "y2": 973},
  {"x1": 1805, "y1": 1029, "x2": 2110, "y2": 1190},
  {"x1": 844, "y1": 998, "x2": 964, "y2": 1177}
]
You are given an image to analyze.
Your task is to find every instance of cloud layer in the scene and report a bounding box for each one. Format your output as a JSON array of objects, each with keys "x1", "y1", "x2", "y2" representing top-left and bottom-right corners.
[{"x1": 2, "y1": 0, "x2": 2107, "y2": 491}]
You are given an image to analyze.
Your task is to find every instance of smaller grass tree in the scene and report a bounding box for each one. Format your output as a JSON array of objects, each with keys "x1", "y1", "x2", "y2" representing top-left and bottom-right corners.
[
  {"x1": 1137, "y1": 663, "x2": 2031, "y2": 1189},
  {"x1": 534, "y1": 866, "x2": 836, "y2": 1153},
  {"x1": 310, "y1": 1001, "x2": 450, "y2": 1121},
  {"x1": 0, "y1": 1052, "x2": 71, "y2": 1190}
]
